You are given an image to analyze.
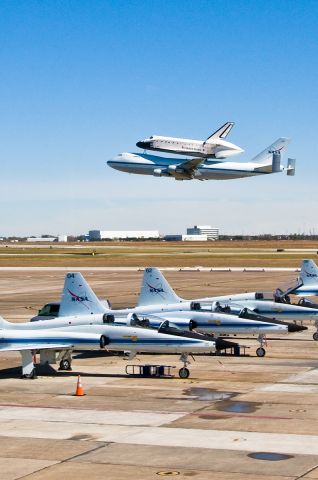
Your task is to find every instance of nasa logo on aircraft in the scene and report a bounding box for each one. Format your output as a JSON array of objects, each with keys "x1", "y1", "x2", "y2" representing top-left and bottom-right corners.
[
  {"x1": 305, "y1": 271, "x2": 317, "y2": 278},
  {"x1": 146, "y1": 282, "x2": 164, "y2": 295},
  {"x1": 67, "y1": 289, "x2": 91, "y2": 308}
]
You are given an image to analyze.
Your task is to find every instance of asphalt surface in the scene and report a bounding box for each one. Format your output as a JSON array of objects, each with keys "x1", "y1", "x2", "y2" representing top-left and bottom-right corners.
[{"x1": 0, "y1": 269, "x2": 318, "y2": 480}]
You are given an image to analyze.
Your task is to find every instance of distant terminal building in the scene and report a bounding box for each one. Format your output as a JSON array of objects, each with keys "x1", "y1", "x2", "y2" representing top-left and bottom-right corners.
[
  {"x1": 88, "y1": 230, "x2": 160, "y2": 241},
  {"x1": 26, "y1": 235, "x2": 68, "y2": 242},
  {"x1": 57, "y1": 235, "x2": 68, "y2": 242},
  {"x1": 182, "y1": 234, "x2": 208, "y2": 241},
  {"x1": 186, "y1": 225, "x2": 219, "y2": 240},
  {"x1": 164, "y1": 234, "x2": 208, "y2": 241},
  {"x1": 27, "y1": 237, "x2": 57, "y2": 242}
]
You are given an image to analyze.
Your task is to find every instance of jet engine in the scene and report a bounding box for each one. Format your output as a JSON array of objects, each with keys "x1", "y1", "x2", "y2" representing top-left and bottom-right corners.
[{"x1": 153, "y1": 168, "x2": 163, "y2": 177}]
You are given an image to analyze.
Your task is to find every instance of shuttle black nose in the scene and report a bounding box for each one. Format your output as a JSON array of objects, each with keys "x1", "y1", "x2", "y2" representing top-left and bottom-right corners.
[
  {"x1": 136, "y1": 141, "x2": 151, "y2": 149},
  {"x1": 288, "y1": 323, "x2": 307, "y2": 333}
]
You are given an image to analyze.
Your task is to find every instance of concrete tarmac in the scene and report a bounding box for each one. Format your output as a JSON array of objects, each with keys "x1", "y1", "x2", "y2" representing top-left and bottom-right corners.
[{"x1": 0, "y1": 269, "x2": 318, "y2": 479}]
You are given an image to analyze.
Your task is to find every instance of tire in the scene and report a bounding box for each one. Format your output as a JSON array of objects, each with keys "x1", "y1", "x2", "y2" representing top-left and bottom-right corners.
[
  {"x1": 179, "y1": 367, "x2": 190, "y2": 379},
  {"x1": 22, "y1": 369, "x2": 37, "y2": 379},
  {"x1": 313, "y1": 332, "x2": 318, "y2": 341},
  {"x1": 59, "y1": 359, "x2": 71, "y2": 370},
  {"x1": 256, "y1": 347, "x2": 266, "y2": 357}
]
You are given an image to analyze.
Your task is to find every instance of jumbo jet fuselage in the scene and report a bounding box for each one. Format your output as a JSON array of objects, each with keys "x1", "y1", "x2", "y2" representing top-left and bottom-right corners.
[
  {"x1": 108, "y1": 152, "x2": 285, "y2": 181},
  {"x1": 136, "y1": 135, "x2": 244, "y2": 159}
]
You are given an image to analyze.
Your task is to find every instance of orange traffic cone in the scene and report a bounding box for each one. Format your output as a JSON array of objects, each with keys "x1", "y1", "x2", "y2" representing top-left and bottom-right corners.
[{"x1": 75, "y1": 375, "x2": 85, "y2": 396}]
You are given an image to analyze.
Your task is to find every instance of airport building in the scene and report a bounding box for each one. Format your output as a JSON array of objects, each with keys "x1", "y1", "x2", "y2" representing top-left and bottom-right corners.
[
  {"x1": 88, "y1": 230, "x2": 160, "y2": 241},
  {"x1": 186, "y1": 225, "x2": 219, "y2": 240},
  {"x1": 26, "y1": 235, "x2": 68, "y2": 242},
  {"x1": 164, "y1": 234, "x2": 208, "y2": 241}
]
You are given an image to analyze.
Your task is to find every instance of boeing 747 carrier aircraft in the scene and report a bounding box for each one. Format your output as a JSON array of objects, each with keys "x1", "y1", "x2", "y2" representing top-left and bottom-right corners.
[{"x1": 108, "y1": 138, "x2": 295, "y2": 181}]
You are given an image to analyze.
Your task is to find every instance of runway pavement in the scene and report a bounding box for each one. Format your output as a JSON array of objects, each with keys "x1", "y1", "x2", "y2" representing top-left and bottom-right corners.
[{"x1": 0, "y1": 269, "x2": 318, "y2": 479}]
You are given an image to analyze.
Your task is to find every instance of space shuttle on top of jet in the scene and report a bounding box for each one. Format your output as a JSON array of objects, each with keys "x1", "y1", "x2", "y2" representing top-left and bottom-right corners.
[{"x1": 136, "y1": 121, "x2": 244, "y2": 159}]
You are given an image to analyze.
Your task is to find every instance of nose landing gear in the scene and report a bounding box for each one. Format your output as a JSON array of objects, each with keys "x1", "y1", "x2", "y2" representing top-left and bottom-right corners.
[
  {"x1": 179, "y1": 353, "x2": 191, "y2": 378},
  {"x1": 256, "y1": 334, "x2": 266, "y2": 357}
]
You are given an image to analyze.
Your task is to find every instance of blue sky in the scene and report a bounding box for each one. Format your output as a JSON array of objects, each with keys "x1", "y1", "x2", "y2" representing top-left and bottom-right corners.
[{"x1": 1, "y1": 0, "x2": 318, "y2": 236}]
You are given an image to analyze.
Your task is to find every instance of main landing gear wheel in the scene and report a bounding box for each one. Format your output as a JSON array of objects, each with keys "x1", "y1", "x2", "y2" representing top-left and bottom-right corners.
[
  {"x1": 179, "y1": 367, "x2": 190, "y2": 379},
  {"x1": 21, "y1": 369, "x2": 37, "y2": 379},
  {"x1": 59, "y1": 359, "x2": 72, "y2": 371},
  {"x1": 256, "y1": 347, "x2": 266, "y2": 357},
  {"x1": 313, "y1": 332, "x2": 318, "y2": 341}
]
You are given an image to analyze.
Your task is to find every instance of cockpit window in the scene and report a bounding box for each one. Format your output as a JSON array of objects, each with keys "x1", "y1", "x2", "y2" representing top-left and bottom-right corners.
[{"x1": 38, "y1": 303, "x2": 59, "y2": 316}]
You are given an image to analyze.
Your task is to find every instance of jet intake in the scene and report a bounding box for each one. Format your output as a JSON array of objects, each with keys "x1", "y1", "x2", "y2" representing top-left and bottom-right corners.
[{"x1": 100, "y1": 335, "x2": 109, "y2": 348}]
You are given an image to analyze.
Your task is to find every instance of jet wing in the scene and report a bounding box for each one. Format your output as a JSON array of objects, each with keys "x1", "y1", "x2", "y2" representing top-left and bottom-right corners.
[
  {"x1": 0, "y1": 343, "x2": 74, "y2": 352},
  {"x1": 178, "y1": 157, "x2": 203, "y2": 171}
]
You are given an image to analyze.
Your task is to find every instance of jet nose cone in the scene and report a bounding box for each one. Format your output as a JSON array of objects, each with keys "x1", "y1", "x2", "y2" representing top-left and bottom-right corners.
[{"x1": 288, "y1": 322, "x2": 308, "y2": 333}]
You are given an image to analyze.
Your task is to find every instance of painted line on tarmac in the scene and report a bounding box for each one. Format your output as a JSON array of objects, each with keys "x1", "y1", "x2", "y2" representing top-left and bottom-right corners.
[
  {"x1": 0, "y1": 405, "x2": 186, "y2": 427},
  {"x1": 0, "y1": 418, "x2": 318, "y2": 456},
  {"x1": 0, "y1": 266, "x2": 300, "y2": 272}
]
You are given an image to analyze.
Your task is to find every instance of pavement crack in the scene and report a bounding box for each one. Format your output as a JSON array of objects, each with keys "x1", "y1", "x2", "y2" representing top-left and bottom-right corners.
[
  {"x1": 295, "y1": 463, "x2": 318, "y2": 479},
  {"x1": 14, "y1": 442, "x2": 109, "y2": 479}
]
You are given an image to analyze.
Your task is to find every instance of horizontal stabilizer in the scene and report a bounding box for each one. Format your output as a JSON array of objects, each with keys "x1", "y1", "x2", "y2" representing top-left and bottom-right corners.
[
  {"x1": 205, "y1": 122, "x2": 234, "y2": 142},
  {"x1": 287, "y1": 158, "x2": 296, "y2": 176},
  {"x1": 252, "y1": 138, "x2": 290, "y2": 164}
]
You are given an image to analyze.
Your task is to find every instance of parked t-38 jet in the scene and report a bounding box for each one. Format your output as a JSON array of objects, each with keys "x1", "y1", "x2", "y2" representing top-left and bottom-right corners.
[
  {"x1": 136, "y1": 122, "x2": 243, "y2": 159},
  {"x1": 0, "y1": 315, "x2": 218, "y2": 379},
  {"x1": 33, "y1": 271, "x2": 307, "y2": 358},
  {"x1": 108, "y1": 138, "x2": 295, "y2": 181}
]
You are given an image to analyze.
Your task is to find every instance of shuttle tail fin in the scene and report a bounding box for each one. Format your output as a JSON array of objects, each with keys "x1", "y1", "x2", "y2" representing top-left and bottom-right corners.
[
  {"x1": 59, "y1": 272, "x2": 108, "y2": 316},
  {"x1": 138, "y1": 268, "x2": 183, "y2": 306},
  {"x1": 205, "y1": 122, "x2": 234, "y2": 142}
]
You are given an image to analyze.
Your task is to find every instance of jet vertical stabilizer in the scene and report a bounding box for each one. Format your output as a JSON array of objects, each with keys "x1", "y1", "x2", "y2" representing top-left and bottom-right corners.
[
  {"x1": 138, "y1": 268, "x2": 183, "y2": 306},
  {"x1": 252, "y1": 138, "x2": 290, "y2": 165},
  {"x1": 59, "y1": 272, "x2": 108, "y2": 316},
  {"x1": 293, "y1": 260, "x2": 318, "y2": 296}
]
